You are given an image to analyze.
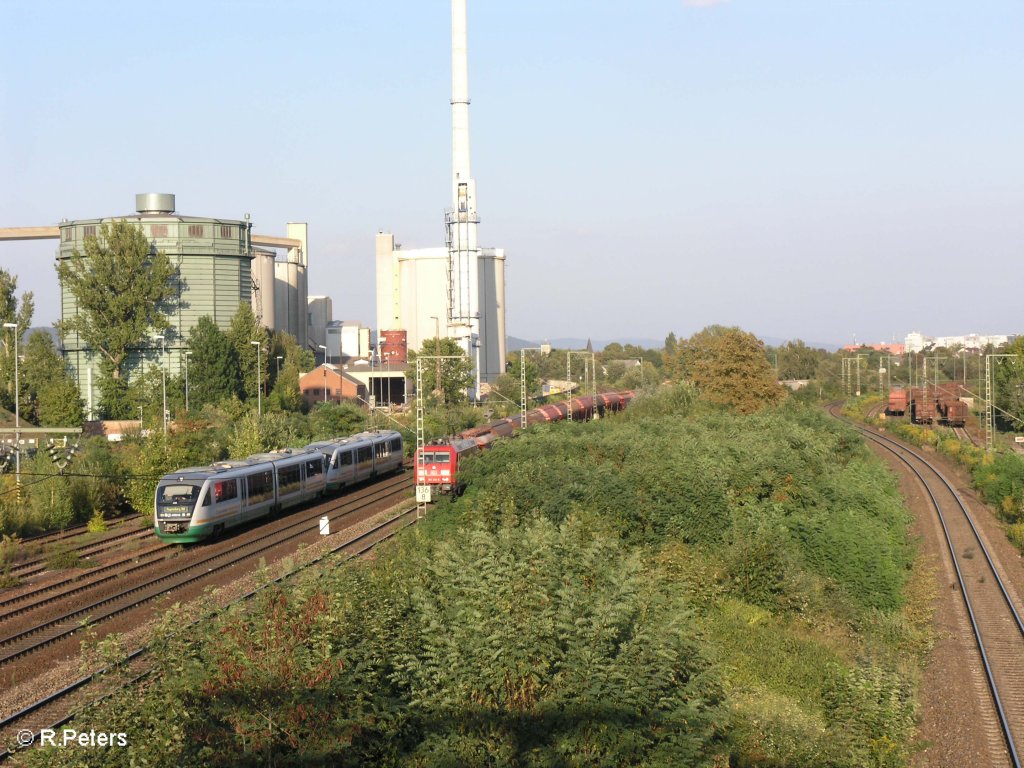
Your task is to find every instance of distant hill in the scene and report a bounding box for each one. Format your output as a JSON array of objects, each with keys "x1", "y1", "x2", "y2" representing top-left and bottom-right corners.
[{"x1": 508, "y1": 335, "x2": 840, "y2": 353}]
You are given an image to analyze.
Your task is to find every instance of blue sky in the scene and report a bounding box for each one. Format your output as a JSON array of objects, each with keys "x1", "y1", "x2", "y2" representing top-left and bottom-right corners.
[{"x1": 2, "y1": 0, "x2": 1022, "y2": 348}]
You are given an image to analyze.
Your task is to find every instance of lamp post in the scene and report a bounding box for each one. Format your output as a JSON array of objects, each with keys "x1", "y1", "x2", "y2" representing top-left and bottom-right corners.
[
  {"x1": 184, "y1": 351, "x2": 191, "y2": 413},
  {"x1": 3, "y1": 323, "x2": 19, "y2": 487},
  {"x1": 250, "y1": 341, "x2": 262, "y2": 416},
  {"x1": 276, "y1": 355, "x2": 283, "y2": 379},
  {"x1": 151, "y1": 333, "x2": 167, "y2": 435},
  {"x1": 318, "y1": 344, "x2": 328, "y2": 403},
  {"x1": 429, "y1": 316, "x2": 443, "y2": 403}
]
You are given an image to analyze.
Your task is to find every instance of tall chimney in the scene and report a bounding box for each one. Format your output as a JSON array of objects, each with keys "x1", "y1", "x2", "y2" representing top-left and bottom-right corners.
[
  {"x1": 447, "y1": 0, "x2": 479, "y2": 330},
  {"x1": 452, "y1": 0, "x2": 471, "y2": 205}
]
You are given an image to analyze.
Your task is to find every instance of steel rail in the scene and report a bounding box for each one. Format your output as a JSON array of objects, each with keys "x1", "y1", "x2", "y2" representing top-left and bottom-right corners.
[
  {"x1": 0, "y1": 474, "x2": 412, "y2": 666},
  {"x1": 833, "y1": 407, "x2": 1023, "y2": 767}
]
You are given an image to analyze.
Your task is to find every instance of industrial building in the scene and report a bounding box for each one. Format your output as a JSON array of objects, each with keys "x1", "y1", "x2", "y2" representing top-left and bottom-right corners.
[
  {"x1": 0, "y1": 193, "x2": 310, "y2": 418},
  {"x1": 375, "y1": 0, "x2": 507, "y2": 391}
]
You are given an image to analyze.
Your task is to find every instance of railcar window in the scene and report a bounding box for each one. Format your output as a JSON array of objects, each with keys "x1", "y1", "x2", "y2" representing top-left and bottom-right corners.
[
  {"x1": 357, "y1": 447, "x2": 371, "y2": 464},
  {"x1": 306, "y1": 458, "x2": 323, "y2": 477},
  {"x1": 278, "y1": 464, "x2": 301, "y2": 492},
  {"x1": 158, "y1": 484, "x2": 202, "y2": 505},
  {"x1": 376, "y1": 442, "x2": 387, "y2": 459},
  {"x1": 340, "y1": 451, "x2": 354, "y2": 467},
  {"x1": 435, "y1": 453, "x2": 451, "y2": 465},
  {"x1": 214, "y1": 479, "x2": 238, "y2": 503},
  {"x1": 247, "y1": 471, "x2": 274, "y2": 504},
  {"x1": 390, "y1": 437, "x2": 402, "y2": 453}
]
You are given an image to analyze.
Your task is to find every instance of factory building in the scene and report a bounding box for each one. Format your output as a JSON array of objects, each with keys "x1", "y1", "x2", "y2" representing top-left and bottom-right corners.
[
  {"x1": 308, "y1": 295, "x2": 333, "y2": 351},
  {"x1": 375, "y1": 0, "x2": 506, "y2": 389},
  {"x1": 1, "y1": 193, "x2": 310, "y2": 417}
]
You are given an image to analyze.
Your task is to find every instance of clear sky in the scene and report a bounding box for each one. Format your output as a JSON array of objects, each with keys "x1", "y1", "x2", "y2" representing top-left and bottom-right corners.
[{"x1": 2, "y1": 0, "x2": 1022, "y2": 348}]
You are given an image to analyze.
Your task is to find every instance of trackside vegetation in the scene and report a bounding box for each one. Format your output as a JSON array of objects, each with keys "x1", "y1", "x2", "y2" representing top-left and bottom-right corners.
[{"x1": 20, "y1": 388, "x2": 929, "y2": 768}]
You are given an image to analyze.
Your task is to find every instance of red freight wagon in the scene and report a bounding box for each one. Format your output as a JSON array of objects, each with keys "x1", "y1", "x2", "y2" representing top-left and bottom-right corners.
[{"x1": 887, "y1": 388, "x2": 908, "y2": 416}]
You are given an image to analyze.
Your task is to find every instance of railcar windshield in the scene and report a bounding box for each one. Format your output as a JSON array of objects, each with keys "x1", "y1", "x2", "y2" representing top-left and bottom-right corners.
[{"x1": 157, "y1": 483, "x2": 202, "y2": 506}]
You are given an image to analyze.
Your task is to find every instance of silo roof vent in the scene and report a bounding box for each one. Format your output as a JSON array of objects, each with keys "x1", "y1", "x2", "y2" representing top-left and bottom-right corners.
[{"x1": 135, "y1": 193, "x2": 176, "y2": 215}]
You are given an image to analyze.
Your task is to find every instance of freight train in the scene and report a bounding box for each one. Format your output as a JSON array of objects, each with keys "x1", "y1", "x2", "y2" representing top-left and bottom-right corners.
[
  {"x1": 154, "y1": 430, "x2": 404, "y2": 543},
  {"x1": 888, "y1": 386, "x2": 968, "y2": 428},
  {"x1": 415, "y1": 391, "x2": 635, "y2": 501}
]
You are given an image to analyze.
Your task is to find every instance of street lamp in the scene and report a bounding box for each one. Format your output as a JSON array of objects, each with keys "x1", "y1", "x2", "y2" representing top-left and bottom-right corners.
[
  {"x1": 276, "y1": 355, "x2": 283, "y2": 379},
  {"x1": 151, "y1": 333, "x2": 168, "y2": 435},
  {"x1": 429, "y1": 316, "x2": 443, "y2": 403},
  {"x1": 184, "y1": 351, "x2": 191, "y2": 413},
  {"x1": 318, "y1": 344, "x2": 328, "y2": 403},
  {"x1": 250, "y1": 341, "x2": 262, "y2": 416},
  {"x1": 2, "y1": 323, "x2": 19, "y2": 487}
]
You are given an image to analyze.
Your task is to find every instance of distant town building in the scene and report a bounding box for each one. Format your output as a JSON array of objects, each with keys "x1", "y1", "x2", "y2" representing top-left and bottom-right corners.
[
  {"x1": 904, "y1": 332, "x2": 1016, "y2": 353},
  {"x1": 842, "y1": 342, "x2": 905, "y2": 355}
]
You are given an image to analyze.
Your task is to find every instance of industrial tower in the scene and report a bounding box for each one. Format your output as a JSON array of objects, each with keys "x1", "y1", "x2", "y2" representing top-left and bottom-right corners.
[{"x1": 375, "y1": 0, "x2": 507, "y2": 390}]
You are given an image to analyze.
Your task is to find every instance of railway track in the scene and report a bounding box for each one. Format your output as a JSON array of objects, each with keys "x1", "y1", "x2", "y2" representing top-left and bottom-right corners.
[
  {"x1": 16, "y1": 513, "x2": 142, "y2": 548},
  {"x1": 0, "y1": 504, "x2": 418, "y2": 762},
  {"x1": 834, "y1": 406, "x2": 1024, "y2": 767},
  {"x1": 6, "y1": 525, "x2": 154, "y2": 581},
  {"x1": 953, "y1": 425, "x2": 979, "y2": 447},
  {"x1": 0, "y1": 472, "x2": 412, "y2": 668}
]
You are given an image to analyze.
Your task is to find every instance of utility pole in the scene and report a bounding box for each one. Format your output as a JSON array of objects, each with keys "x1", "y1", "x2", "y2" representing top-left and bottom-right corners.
[
  {"x1": 519, "y1": 347, "x2": 543, "y2": 429},
  {"x1": 985, "y1": 354, "x2": 1018, "y2": 451},
  {"x1": 856, "y1": 353, "x2": 869, "y2": 396}
]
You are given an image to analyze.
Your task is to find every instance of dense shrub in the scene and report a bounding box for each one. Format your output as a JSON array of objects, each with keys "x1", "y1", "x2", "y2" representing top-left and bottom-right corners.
[{"x1": 23, "y1": 402, "x2": 923, "y2": 768}]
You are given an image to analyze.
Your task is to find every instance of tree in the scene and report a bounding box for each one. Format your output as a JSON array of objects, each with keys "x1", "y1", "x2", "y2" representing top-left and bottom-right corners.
[
  {"x1": 662, "y1": 332, "x2": 683, "y2": 380},
  {"x1": 267, "y1": 331, "x2": 312, "y2": 413},
  {"x1": 20, "y1": 330, "x2": 83, "y2": 426},
  {"x1": 776, "y1": 339, "x2": 828, "y2": 381},
  {"x1": 492, "y1": 353, "x2": 542, "y2": 404},
  {"x1": 994, "y1": 337, "x2": 1024, "y2": 431},
  {"x1": 227, "y1": 303, "x2": 269, "y2": 405},
  {"x1": 407, "y1": 337, "x2": 474, "y2": 404},
  {"x1": 0, "y1": 269, "x2": 34, "y2": 415},
  {"x1": 55, "y1": 220, "x2": 178, "y2": 418},
  {"x1": 187, "y1": 317, "x2": 241, "y2": 410},
  {"x1": 684, "y1": 326, "x2": 787, "y2": 414}
]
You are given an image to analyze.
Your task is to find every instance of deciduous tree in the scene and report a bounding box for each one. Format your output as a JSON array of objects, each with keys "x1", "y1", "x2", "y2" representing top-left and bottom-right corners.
[
  {"x1": 187, "y1": 317, "x2": 241, "y2": 410},
  {"x1": 684, "y1": 326, "x2": 786, "y2": 414},
  {"x1": 407, "y1": 337, "x2": 475, "y2": 404},
  {"x1": 227, "y1": 303, "x2": 270, "y2": 405},
  {"x1": 21, "y1": 330, "x2": 83, "y2": 426},
  {"x1": 55, "y1": 220, "x2": 177, "y2": 418},
  {"x1": 0, "y1": 270, "x2": 33, "y2": 417}
]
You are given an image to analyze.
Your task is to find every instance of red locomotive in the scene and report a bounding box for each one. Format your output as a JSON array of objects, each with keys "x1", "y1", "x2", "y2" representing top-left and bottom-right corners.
[{"x1": 414, "y1": 390, "x2": 635, "y2": 501}]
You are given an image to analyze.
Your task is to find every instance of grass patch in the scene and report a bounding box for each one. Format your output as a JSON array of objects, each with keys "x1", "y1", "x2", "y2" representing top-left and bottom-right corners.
[{"x1": 44, "y1": 546, "x2": 94, "y2": 570}]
